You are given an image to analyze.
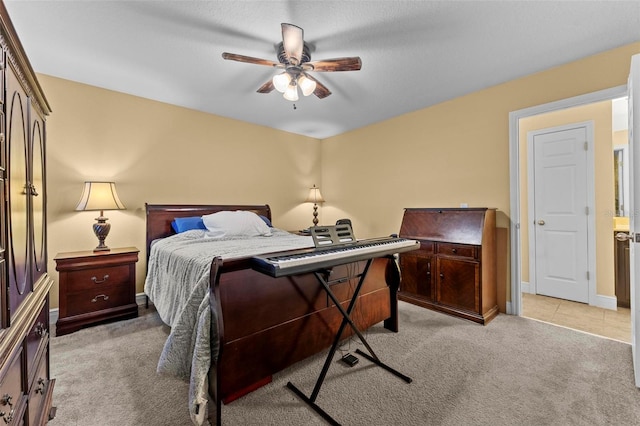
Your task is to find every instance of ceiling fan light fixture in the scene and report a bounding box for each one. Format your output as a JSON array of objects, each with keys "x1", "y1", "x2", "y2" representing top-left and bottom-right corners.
[
  {"x1": 283, "y1": 82, "x2": 299, "y2": 101},
  {"x1": 273, "y1": 72, "x2": 291, "y2": 93},
  {"x1": 298, "y1": 74, "x2": 316, "y2": 97}
]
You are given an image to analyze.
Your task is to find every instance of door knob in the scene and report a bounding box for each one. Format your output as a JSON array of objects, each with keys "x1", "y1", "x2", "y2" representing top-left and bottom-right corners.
[
  {"x1": 615, "y1": 232, "x2": 633, "y2": 242},
  {"x1": 537, "y1": 220, "x2": 545, "y2": 225}
]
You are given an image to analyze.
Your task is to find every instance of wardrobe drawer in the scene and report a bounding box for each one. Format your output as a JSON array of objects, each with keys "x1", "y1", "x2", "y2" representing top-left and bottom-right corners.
[
  {"x1": 27, "y1": 348, "x2": 51, "y2": 426},
  {"x1": 64, "y1": 264, "x2": 132, "y2": 293},
  {"x1": 66, "y1": 284, "x2": 132, "y2": 317},
  {"x1": 0, "y1": 345, "x2": 26, "y2": 426},
  {"x1": 436, "y1": 243, "x2": 477, "y2": 259},
  {"x1": 25, "y1": 304, "x2": 48, "y2": 381}
]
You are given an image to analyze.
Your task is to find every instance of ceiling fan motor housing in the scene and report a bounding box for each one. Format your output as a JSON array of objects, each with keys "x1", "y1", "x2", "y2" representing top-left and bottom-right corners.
[{"x1": 277, "y1": 41, "x2": 311, "y2": 65}]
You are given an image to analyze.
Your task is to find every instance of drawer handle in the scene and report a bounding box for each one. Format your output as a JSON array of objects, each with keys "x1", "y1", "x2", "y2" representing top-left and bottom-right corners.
[
  {"x1": 91, "y1": 274, "x2": 109, "y2": 284},
  {"x1": 0, "y1": 409, "x2": 13, "y2": 424},
  {"x1": 0, "y1": 394, "x2": 13, "y2": 424},
  {"x1": 35, "y1": 321, "x2": 46, "y2": 337},
  {"x1": 451, "y1": 248, "x2": 457, "y2": 254},
  {"x1": 35, "y1": 378, "x2": 46, "y2": 394},
  {"x1": 91, "y1": 294, "x2": 110, "y2": 303}
]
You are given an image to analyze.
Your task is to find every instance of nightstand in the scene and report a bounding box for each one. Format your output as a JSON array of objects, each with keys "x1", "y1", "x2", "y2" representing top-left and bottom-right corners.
[{"x1": 55, "y1": 247, "x2": 139, "y2": 336}]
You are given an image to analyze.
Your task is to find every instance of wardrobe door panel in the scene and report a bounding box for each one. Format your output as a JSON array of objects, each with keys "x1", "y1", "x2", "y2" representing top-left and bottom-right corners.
[
  {"x1": 6, "y1": 67, "x2": 30, "y2": 320},
  {"x1": 31, "y1": 109, "x2": 46, "y2": 284}
]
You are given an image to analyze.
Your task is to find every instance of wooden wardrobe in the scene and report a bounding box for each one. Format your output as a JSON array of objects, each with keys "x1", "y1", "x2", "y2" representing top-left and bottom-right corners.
[{"x1": 0, "y1": 2, "x2": 56, "y2": 424}]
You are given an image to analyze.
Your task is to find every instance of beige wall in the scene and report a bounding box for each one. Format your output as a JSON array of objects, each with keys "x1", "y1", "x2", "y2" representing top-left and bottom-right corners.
[
  {"x1": 519, "y1": 101, "x2": 615, "y2": 297},
  {"x1": 41, "y1": 76, "x2": 321, "y2": 308},
  {"x1": 321, "y1": 42, "x2": 640, "y2": 312},
  {"x1": 41, "y1": 41, "x2": 640, "y2": 311}
]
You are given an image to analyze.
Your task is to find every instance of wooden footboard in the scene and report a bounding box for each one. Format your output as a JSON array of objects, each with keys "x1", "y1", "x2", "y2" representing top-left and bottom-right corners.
[{"x1": 208, "y1": 256, "x2": 399, "y2": 425}]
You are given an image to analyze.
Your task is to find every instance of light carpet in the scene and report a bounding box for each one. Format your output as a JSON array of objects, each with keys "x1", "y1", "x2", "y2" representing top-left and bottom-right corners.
[{"x1": 50, "y1": 301, "x2": 640, "y2": 425}]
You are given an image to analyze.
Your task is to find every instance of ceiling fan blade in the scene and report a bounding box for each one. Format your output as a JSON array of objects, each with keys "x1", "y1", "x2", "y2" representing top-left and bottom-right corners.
[
  {"x1": 281, "y1": 23, "x2": 304, "y2": 65},
  {"x1": 304, "y1": 74, "x2": 331, "y2": 99},
  {"x1": 222, "y1": 52, "x2": 282, "y2": 67},
  {"x1": 304, "y1": 57, "x2": 362, "y2": 72},
  {"x1": 257, "y1": 79, "x2": 275, "y2": 94}
]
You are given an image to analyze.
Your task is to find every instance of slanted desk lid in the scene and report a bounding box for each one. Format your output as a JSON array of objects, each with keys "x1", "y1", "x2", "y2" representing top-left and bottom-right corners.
[{"x1": 399, "y1": 208, "x2": 492, "y2": 245}]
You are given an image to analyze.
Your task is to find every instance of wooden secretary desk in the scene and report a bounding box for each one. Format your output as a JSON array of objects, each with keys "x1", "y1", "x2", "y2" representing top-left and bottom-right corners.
[{"x1": 398, "y1": 208, "x2": 498, "y2": 325}]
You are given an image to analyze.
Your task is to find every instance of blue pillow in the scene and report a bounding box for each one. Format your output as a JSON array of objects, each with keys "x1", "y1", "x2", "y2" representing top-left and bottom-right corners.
[
  {"x1": 258, "y1": 215, "x2": 273, "y2": 227},
  {"x1": 171, "y1": 216, "x2": 207, "y2": 233}
]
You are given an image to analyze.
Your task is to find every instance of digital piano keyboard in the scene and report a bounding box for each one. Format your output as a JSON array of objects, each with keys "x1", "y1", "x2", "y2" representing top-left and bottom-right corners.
[{"x1": 251, "y1": 236, "x2": 420, "y2": 277}]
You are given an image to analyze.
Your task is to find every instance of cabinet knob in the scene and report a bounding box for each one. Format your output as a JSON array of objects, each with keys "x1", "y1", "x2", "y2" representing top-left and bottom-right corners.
[
  {"x1": 0, "y1": 395, "x2": 11, "y2": 407},
  {"x1": 439, "y1": 273, "x2": 444, "y2": 280},
  {"x1": 35, "y1": 321, "x2": 46, "y2": 337},
  {"x1": 451, "y1": 248, "x2": 457, "y2": 254},
  {"x1": 35, "y1": 378, "x2": 46, "y2": 394},
  {"x1": 0, "y1": 394, "x2": 13, "y2": 424},
  {"x1": 0, "y1": 409, "x2": 14, "y2": 424}
]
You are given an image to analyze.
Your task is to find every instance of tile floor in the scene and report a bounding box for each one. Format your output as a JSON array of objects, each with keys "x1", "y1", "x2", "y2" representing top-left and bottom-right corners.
[{"x1": 522, "y1": 292, "x2": 631, "y2": 343}]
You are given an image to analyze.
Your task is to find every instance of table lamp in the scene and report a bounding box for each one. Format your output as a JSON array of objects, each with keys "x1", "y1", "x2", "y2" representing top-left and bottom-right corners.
[
  {"x1": 75, "y1": 181, "x2": 126, "y2": 252},
  {"x1": 305, "y1": 184, "x2": 325, "y2": 227}
]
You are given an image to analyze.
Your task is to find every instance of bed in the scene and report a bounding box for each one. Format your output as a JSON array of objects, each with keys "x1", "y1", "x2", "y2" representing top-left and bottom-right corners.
[{"x1": 144, "y1": 204, "x2": 401, "y2": 425}]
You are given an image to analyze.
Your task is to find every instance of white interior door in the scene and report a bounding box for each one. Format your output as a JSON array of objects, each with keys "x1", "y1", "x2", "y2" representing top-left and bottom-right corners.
[
  {"x1": 628, "y1": 54, "x2": 640, "y2": 387},
  {"x1": 529, "y1": 124, "x2": 591, "y2": 303}
]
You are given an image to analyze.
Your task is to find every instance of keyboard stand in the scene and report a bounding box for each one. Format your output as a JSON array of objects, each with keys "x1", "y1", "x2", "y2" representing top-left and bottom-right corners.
[{"x1": 285, "y1": 258, "x2": 412, "y2": 425}]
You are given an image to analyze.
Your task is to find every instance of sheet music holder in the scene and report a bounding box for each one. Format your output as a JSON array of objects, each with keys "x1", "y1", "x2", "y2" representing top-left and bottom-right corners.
[{"x1": 251, "y1": 225, "x2": 416, "y2": 425}]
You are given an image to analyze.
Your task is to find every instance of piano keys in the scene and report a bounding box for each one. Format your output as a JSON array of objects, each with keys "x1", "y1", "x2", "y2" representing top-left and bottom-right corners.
[{"x1": 251, "y1": 236, "x2": 420, "y2": 277}]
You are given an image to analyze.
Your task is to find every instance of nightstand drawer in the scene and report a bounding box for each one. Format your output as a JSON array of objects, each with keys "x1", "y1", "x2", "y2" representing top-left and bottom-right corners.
[
  {"x1": 65, "y1": 283, "x2": 132, "y2": 317},
  {"x1": 65, "y1": 264, "x2": 131, "y2": 293}
]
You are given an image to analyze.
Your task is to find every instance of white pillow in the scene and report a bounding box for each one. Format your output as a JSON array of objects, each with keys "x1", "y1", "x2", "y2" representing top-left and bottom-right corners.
[{"x1": 202, "y1": 210, "x2": 272, "y2": 238}]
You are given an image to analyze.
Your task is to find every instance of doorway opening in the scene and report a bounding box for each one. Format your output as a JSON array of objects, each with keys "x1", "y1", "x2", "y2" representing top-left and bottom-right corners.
[{"x1": 509, "y1": 87, "x2": 631, "y2": 343}]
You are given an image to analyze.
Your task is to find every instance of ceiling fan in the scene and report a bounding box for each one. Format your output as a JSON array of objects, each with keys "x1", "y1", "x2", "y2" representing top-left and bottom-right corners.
[{"x1": 221, "y1": 23, "x2": 362, "y2": 101}]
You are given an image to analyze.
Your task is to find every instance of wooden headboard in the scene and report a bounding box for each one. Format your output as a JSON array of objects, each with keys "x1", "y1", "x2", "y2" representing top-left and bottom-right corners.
[{"x1": 144, "y1": 203, "x2": 272, "y2": 261}]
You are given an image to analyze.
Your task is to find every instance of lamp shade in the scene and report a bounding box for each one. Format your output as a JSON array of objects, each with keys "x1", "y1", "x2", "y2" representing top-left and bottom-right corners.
[
  {"x1": 75, "y1": 181, "x2": 126, "y2": 212},
  {"x1": 305, "y1": 185, "x2": 325, "y2": 204},
  {"x1": 283, "y1": 82, "x2": 299, "y2": 101},
  {"x1": 298, "y1": 73, "x2": 317, "y2": 97},
  {"x1": 272, "y1": 72, "x2": 291, "y2": 93}
]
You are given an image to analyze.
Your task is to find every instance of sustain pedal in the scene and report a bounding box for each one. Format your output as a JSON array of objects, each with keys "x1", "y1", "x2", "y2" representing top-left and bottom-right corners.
[{"x1": 341, "y1": 353, "x2": 359, "y2": 367}]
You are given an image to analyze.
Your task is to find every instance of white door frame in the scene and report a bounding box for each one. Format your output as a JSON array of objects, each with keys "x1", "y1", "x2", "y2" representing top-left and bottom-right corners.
[
  {"x1": 527, "y1": 122, "x2": 595, "y2": 304},
  {"x1": 508, "y1": 85, "x2": 627, "y2": 315}
]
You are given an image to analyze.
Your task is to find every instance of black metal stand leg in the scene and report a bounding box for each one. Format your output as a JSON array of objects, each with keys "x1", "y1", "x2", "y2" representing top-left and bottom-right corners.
[
  {"x1": 287, "y1": 382, "x2": 341, "y2": 426},
  {"x1": 286, "y1": 259, "x2": 412, "y2": 425},
  {"x1": 354, "y1": 349, "x2": 412, "y2": 383}
]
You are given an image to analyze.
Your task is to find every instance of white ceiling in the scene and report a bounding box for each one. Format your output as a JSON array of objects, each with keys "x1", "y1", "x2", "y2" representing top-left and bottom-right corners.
[{"x1": 4, "y1": 1, "x2": 640, "y2": 139}]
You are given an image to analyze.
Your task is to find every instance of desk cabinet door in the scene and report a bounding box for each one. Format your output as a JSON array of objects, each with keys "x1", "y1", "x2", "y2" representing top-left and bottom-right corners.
[
  {"x1": 436, "y1": 257, "x2": 479, "y2": 313},
  {"x1": 400, "y1": 254, "x2": 433, "y2": 300}
]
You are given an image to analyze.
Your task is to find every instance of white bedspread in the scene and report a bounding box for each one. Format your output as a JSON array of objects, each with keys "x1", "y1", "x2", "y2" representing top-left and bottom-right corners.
[{"x1": 144, "y1": 228, "x2": 313, "y2": 425}]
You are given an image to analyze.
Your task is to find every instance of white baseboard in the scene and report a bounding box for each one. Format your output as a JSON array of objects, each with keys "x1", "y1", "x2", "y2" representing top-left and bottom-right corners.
[
  {"x1": 49, "y1": 293, "x2": 151, "y2": 325},
  {"x1": 519, "y1": 285, "x2": 618, "y2": 312},
  {"x1": 593, "y1": 294, "x2": 618, "y2": 311}
]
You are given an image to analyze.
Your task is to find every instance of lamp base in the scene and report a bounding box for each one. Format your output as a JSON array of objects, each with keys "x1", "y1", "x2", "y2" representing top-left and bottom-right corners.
[
  {"x1": 93, "y1": 216, "x2": 111, "y2": 252},
  {"x1": 312, "y1": 204, "x2": 319, "y2": 227}
]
